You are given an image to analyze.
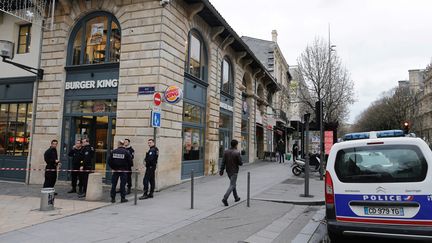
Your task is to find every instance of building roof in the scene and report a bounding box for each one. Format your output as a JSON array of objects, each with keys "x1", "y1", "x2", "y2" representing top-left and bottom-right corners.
[
  {"x1": 182, "y1": 0, "x2": 280, "y2": 92},
  {"x1": 241, "y1": 36, "x2": 275, "y2": 70}
]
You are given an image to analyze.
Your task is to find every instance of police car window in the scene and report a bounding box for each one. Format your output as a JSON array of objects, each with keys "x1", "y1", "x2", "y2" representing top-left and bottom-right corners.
[{"x1": 335, "y1": 145, "x2": 427, "y2": 183}]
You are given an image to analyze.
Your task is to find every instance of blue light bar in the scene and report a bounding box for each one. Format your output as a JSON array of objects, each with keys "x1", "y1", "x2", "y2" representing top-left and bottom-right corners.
[
  {"x1": 376, "y1": 130, "x2": 404, "y2": 138},
  {"x1": 343, "y1": 132, "x2": 370, "y2": 141}
]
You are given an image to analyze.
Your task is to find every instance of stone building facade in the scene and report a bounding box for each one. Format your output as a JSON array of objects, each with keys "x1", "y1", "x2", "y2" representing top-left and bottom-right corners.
[
  {"x1": 242, "y1": 31, "x2": 290, "y2": 156},
  {"x1": 19, "y1": 0, "x2": 278, "y2": 189}
]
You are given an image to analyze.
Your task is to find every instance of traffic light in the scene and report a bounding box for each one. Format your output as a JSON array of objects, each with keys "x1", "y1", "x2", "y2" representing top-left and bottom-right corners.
[{"x1": 403, "y1": 122, "x2": 409, "y2": 134}]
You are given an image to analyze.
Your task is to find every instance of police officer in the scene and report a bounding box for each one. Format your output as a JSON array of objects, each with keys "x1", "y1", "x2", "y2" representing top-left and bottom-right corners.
[
  {"x1": 79, "y1": 138, "x2": 94, "y2": 198},
  {"x1": 67, "y1": 139, "x2": 83, "y2": 193},
  {"x1": 124, "y1": 138, "x2": 135, "y2": 194},
  {"x1": 43, "y1": 140, "x2": 60, "y2": 192},
  {"x1": 139, "y1": 138, "x2": 158, "y2": 200},
  {"x1": 109, "y1": 140, "x2": 132, "y2": 203}
]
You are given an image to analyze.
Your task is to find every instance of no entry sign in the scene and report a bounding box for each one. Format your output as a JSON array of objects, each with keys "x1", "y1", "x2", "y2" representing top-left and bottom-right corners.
[{"x1": 153, "y1": 92, "x2": 162, "y2": 106}]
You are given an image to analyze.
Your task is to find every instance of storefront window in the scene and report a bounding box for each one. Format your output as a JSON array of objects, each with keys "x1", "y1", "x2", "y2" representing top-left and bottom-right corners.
[
  {"x1": 219, "y1": 112, "x2": 232, "y2": 129},
  {"x1": 70, "y1": 13, "x2": 121, "y2": 65},
  {"x1": 186, "y1": 32, "x2": 206, "y2": 80},
  {"x1": 183, "y1": 127, "x2": 203, "y2": 161},
  {"x1": 183, "y1": 103, "x2": 203, "y2": 124},
  {"x1": 241, "y1": 134, "x2": 248, "y2": 156},
  {"x1": 68, "y1": 100, "x2": 117, "y2": 113},
  {"x1": 221, "y1": 58, "x2": 233, "y2": 95},
  {"x1": 0, "y1": 103, "x2": 32, "y2": 156}
]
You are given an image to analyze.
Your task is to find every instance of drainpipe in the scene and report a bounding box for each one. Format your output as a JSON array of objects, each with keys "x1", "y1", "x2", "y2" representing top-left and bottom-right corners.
[{"x1": 26, "y1": 23, "x2": 44, "y2": 185}]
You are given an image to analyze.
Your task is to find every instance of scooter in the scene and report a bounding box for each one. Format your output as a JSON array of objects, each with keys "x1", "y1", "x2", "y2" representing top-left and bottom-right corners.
[{"x1": 292, "y1": 155, "x2": 321, "y2": 176}]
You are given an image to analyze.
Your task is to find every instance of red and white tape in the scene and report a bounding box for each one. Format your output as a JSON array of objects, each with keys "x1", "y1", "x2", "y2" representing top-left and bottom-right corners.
[{"x1": 0, "y1": 167, "x2": 141, "y2": 173}]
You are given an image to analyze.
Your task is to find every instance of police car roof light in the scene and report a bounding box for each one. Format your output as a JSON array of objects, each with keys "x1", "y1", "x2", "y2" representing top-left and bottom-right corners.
[
  {"x1": 376, "y1": 130, "x2": 404, "y2": 138},
  {"x1": 343, "y1": 132, "x2": 370, "y2": 141}
]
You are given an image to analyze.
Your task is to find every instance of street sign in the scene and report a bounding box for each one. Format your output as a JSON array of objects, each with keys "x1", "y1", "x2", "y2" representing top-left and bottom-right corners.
[
  {"x1": 138, "y1": 86, "x2": 155, "y2": 95},
  {"x1": 153, "y1": 92, "x2": 162, "y2": 106},
  {"x1": 151, "y1": 111, "x2": 161, "y2": 127}
]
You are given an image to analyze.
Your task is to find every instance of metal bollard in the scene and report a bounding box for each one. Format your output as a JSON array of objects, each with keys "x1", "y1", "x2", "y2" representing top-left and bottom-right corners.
[
  {"x1": 247, "y1": 172, "x2": 250, "y2": 207},
  {"x1": 134, "y1": 169, "x2": 138, "y2": 205},
  {"x1": 191, "y1": 170, "x2": 194, "y2": 209}
]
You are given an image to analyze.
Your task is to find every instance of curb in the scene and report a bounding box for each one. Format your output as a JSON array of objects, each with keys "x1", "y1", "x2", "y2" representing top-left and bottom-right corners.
[
  {"x1": 252, "y1": 197, "x2": 325, "y2": 206},
  {"x1": 292, "y1": 207, "x2": 327, "y2": 243}
]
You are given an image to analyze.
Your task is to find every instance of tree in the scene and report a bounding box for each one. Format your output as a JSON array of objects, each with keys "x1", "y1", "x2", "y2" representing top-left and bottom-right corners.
[
  {"x1": 353, "y1": 86, "x2": 415, "y2": 132},
  {"x1": 296, "y1": 37, "x2": 355, "y2": 124}
]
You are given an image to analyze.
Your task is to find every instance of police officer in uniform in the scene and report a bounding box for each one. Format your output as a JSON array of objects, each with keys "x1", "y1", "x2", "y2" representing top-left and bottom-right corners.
[
  {"x1": 124, "y1": 138, "x2": 135, "y2": 194},
  {"x1": 139, "y1": 138, "x2": 158, "y2": 200},
  {"x1": 79, "y1": 138, "x2": 94, "y2": 198},
  {"x1": 109, "y1": 140, "x2": 132, "y2": 203},
  {"x1": 43, "y1": 140, "x2": 60, "y2": 190},
  {"x1": 67, "y1": 139, "x2": 83, "y2": 193}
]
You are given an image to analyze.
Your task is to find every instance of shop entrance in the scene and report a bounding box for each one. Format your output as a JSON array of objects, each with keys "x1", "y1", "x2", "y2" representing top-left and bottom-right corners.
[{"x1": 61, "y1": 113, "x2": 116, "y2": 183}]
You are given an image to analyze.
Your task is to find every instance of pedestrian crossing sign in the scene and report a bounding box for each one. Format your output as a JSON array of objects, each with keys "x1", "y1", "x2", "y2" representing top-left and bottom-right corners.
[{"x1": 151, "y1": 111, "x2": 161, "y2": 127}]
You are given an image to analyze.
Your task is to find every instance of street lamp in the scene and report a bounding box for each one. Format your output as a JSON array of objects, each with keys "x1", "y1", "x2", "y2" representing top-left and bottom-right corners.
[{"x1": 0, "y1": 40, "x2": 44, "y2": 79}]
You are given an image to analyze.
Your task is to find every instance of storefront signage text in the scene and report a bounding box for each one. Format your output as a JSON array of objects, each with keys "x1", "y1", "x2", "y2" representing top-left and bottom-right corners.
[
  {"x1": 220, "y1": 102, "x2": 233, "y2": 112},
  {"x1": 65, "y1": 79, "x2": 118, "y2": 90}
]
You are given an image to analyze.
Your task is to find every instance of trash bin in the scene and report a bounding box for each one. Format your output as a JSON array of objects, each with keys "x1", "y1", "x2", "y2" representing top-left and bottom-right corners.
[
  {"x1": 40, "y1": 188, "x2": 55, "y2": 211},
  {"x1": 286, "y1": 153, "x2": 292, "y2": 161}
]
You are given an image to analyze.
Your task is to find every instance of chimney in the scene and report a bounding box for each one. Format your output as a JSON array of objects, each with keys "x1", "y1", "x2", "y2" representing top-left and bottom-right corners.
[{"x1": 272, "y1": 30, "x2": 278, "y2": 42}]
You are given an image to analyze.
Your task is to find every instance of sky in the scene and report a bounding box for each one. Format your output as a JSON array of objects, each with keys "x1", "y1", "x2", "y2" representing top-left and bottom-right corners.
[{"x1": 210, "y1": 0, "x2": 432, "y2": 124}]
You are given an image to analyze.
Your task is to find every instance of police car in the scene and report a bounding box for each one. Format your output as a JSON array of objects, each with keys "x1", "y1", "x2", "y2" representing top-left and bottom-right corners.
[{"x1": 325, "y1": 130, "x2": 432, "y2": 242}]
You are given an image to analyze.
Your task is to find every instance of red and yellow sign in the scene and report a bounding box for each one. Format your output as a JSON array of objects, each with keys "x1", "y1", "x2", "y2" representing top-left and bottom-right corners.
[{"x1": 164, "y1": 86, "x2": 183, "y2": 104}]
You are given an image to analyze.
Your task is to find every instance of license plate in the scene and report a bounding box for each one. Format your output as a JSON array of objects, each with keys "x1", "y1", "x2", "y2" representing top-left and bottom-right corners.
[{"x1": 364, "y1": 207, "x2": 404, "y2": 216}]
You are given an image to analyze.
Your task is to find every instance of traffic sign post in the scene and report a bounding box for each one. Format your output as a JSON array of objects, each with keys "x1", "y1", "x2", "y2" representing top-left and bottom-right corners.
[
  {"x1": 151, "y1": 111, "x2": 161, "y2": 128},
  {"x1": 153, "y1": 92, "x2": 162, "y2": 106}
]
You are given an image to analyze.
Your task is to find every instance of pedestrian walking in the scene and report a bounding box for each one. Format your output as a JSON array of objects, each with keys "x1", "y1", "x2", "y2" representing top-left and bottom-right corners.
[
  {"x1": 124, "y1": 138, "x2": 135, "y2": 195},
  {"x1": 292, "y1": 142, "x2": 299, "y2": 162},
  {"x1": 109, "y1": 140, "x2": 132, "y2": 203},
  {"x1": 139, "y1": 138, "x2": 158, "y2": 200},
  {"x1": 220, "y1": 139, "x2": 243, "y2": 206},
  {"x1": 67, "y1": 139, "x2": 83, "y2": 193},
  {"x1": 79, "y1": 138, "x2": 94, "y2": 198},
  {"x1": 277, "y1": 139, "x2": 285, "y2": 163},
  {"x1": 43, "y1": 140, "x2": 60, "y2": 193}
]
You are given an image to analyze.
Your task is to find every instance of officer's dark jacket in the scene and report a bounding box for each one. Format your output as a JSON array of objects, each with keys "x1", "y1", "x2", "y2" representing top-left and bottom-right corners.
[
  {"x1": 81, "y1": 145, "x2": 95, "y2": 169},
  {"x1": 44, "y1": 147, "x2": 58, "y2": 169},
  {"x1": 109, "y1": 147, "x2": 132, "y2": 170},
  {"x1": 145, "y1": 146, "x2": 158, "y2": 168},
  {"x1": 68, "y1": 148, "x2": 83, "y2": 168},
  {"x1": 125, "y1": 146, "x2": 135, "y2": 167},
  {"x1": 220, "y1": 148, "x2": 243, "y2": 176}
]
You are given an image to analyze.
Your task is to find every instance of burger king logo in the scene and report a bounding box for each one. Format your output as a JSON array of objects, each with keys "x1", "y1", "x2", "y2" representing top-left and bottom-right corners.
[{"x1": 164, "y1": 86, "x2": 183, "y2": 104}]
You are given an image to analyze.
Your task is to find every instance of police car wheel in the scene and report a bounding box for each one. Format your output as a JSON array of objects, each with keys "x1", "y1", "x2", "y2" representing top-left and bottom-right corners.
[{"x1": 292, "y1": 166, "x2": 302, "y2": 176}]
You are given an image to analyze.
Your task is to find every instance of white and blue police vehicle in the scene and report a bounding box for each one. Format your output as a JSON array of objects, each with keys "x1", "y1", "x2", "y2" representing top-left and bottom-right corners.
[{"x1": 326, "y1": 130, "x2": 432, "y2": 242}]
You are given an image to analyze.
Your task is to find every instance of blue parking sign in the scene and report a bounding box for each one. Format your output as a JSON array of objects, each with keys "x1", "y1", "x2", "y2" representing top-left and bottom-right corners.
[{"x1": 151, "y1": 111, "x2": 161, "y2": 127}]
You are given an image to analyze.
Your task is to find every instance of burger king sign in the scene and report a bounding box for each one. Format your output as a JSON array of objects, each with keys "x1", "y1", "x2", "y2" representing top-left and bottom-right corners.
[{"x1": 164, "y1": 86, "x2": 183, "y2": 104}]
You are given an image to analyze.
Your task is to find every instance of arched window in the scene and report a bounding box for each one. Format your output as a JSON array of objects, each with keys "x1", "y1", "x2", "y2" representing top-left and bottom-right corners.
[
  {"x1": 221, "y1": 57, "x2": 233, "y2": 95},
  {"x1": 185, "y1": 30, "x2": 206, "y2": 80},
  {"x1": 68, "y1": 12, "x2": 121, "y2": 66}
]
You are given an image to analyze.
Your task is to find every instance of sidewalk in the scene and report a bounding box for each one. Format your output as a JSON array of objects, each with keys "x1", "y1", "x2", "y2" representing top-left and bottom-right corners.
[{"x1": 0, "y1": 160, "x2": 324, "y2": 243}]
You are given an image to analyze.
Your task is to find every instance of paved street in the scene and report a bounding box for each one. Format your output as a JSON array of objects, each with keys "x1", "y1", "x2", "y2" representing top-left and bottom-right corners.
[{"x1": 0, "y1": 161, "x2": 325, "y2": 243}]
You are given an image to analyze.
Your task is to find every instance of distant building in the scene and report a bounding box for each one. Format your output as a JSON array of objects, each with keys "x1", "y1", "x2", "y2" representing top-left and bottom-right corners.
[
  {"x1": 408, "y1": 69, "x2": 426, "y2": 94},
  {"x1": 242, "y1": 30, "x2": 290, "y2": 156}
]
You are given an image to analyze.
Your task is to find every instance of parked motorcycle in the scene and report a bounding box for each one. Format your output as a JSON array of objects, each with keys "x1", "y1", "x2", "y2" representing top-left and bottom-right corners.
[{"x1": 292, "y1": 154, "x2": 321, "y2": 176}]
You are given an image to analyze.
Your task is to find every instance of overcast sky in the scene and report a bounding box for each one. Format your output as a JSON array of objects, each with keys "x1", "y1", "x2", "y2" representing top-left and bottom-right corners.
[{"x1": 210, "y1": 0, "x2": 432, "y2": 124}]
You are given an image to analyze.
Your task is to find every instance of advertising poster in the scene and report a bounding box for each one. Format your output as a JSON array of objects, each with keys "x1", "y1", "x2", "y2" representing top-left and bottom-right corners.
[
  {"x1": 325, "y1": 131, "x2": 334, "y2": 155},
  {"x1": 89, "y1": 23, "x2": 104, "y2": 45}
]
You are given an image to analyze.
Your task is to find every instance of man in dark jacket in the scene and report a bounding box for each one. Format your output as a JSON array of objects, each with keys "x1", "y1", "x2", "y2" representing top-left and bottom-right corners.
[
  {"x1": 139, "y1": 138, "x2": 158, "y2": 200},
  {"x1": 292, "y1": 142, "x2": 299, "y2": 162},
  {"x1": 43, "y1": 140, "x2": 59, "y2": 190},
  {"x1": 220, "y1": 139, "x2": 243, "y2": 206},
  {"x1": 124, "y1": 138, "x2": 135, "y2": 194},
  {"x1": 79, "y1": 138, "x2": 94, "y2": 198},
  {"x1": 67, "y1": 139, "x2": 83, "y2": 193},
  {"x1": 277, "y1": 139, "x2": 285, "y2": 163},
  {"x1": 109, "y1": 140, "x2": 132, "y2": 203}
]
